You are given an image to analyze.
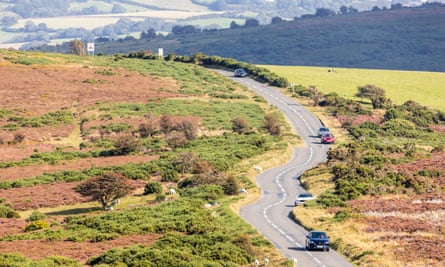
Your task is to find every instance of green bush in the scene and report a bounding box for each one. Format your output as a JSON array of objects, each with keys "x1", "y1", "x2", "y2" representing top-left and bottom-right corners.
[
  {"x1": 0, "y1": 253, "x2": 83, "y2": 267},
  {"x1": 333, "y1": 209, "x2": 352, "y2": 222},
  {"x1": 316, "y1": 192, "x2": 347, "y2": 208},
  {"x1": 180, "y1": 185, "x2": 224, "y2": 202},
  {"x1": 114, "y1": 135, "x2": 141, "y2": 155},
  {"x1": 27, "y1": 211, "x2": 47, "y2": 222},
  {"x1": 160, "y1": 168, "x2": 179, "y2": 182},
  {"x1": 381, "y1": 118, "x2": 416, "y2": 137},
  {"x1": 25, "y1": 220, "x2": 50, "y2": 232},
  {"x1": 0, "y1": 205, "x2": 20, "y2": 218},
  {"x1": 144, "y1": 181, "x2": 163, "y2": 195},
  {"x1": 90, "y1": 233, "x2": 119, "y2": 242},
  {"x1": 222, "y1": 175, "x2": 240, "y2": 195},
  {"x1": 155, "y1": 194, "x2": 166, "y2": 202}
]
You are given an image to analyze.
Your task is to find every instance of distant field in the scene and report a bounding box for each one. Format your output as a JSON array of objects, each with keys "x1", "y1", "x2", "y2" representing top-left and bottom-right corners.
[
  {"x1": 261, "y1": 65, "x2": 445, "y2": 111},
  {"x1": 130, "y1": 0, "x2": 210, "y2": 11},
  {"x1": 9, "y1": 10, "x2": 219, "y2": 30}
]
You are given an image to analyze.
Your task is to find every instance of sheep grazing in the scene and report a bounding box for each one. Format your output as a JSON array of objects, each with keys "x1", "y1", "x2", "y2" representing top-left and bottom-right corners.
[
  {"x1": 253, "y1": 166, "x2": 263, "y2": 173},
  {"x1": 168, "y1": 188, "x2": 176, "y2": 195}
]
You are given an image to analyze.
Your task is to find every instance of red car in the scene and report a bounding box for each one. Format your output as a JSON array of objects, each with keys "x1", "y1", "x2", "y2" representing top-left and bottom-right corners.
[{"x1": 321, "y1": 133, "x2": 335, "y2": 144}]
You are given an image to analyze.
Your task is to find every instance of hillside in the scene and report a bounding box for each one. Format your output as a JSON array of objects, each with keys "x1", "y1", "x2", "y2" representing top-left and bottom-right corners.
[
  {"x1": 40, "y1": 5, "x2": 445, "y2": 72},
  {"x1": 0, "y1": 50, "x2": 444, "y2": 266},
  {"x1": 0, "y1": 50, "x2": 294, "y2": 266}
]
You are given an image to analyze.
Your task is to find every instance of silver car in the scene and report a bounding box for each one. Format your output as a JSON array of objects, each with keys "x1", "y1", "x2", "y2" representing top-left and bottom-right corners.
[
  {"x1": 317, "y1": 127, "x2": 330, "y2": 137},
  {"x1": 294, "y1": 193, "x2": 315, "y2": 206}
]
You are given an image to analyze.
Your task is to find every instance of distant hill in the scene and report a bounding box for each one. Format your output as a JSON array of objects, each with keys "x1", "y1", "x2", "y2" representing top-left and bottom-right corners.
[{"x1": 38, "y1": 5, "x2": 445, "y2": 72}]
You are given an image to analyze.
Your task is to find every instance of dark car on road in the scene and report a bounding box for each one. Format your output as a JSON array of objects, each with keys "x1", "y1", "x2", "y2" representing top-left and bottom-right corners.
[
  {"x1": 305, "y1": 230, "x2": 330, "y2": 251},
  {"x1": 234, "y1": 68, "x2": 247, "y2": 77}
]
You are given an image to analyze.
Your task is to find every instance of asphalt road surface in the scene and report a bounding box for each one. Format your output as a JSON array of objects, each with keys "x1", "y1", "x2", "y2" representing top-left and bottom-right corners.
[{"x1": 215, "y1": 70, "x2": 354, "y2": 267}]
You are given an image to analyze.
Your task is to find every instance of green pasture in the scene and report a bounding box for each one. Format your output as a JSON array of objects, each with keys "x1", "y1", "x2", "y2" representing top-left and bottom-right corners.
[{"x1": 261, "y1": 65, "x2": 445, "y2": 111}]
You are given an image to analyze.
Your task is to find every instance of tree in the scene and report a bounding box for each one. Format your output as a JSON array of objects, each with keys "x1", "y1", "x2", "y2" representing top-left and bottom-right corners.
[
  {"x1": 172, "y1": 25, "x2": 197, "y2": 35},
  {"x1": 271, "y1": 16, "x2": 283, "y2": 24},
  {"x1": 315, "y1": 8, "x2": 336, "y2": 17},
  {"x1": 264, "y1": 113, "x2": 281, "y2": 136},
  {"x1": 355, "y1": 84, "x2": 389, "y2": 109},
  {"x1": 114, "y1": 135, "x2": 141, "y2": 155},
  {"x1": 172, "y1": 152, "x2": 199, "y2": 174},
  {"x1": 75, "y1": 172, "x2": 134, "y2": 210},
  {"x1": 70, "y1": 39, "x2": 86, "y2": 56},
  {"x1": 244, "y1": 18, "x2": 259, "y2": 27},
  {"x1": 230, "y1": 21, "x2": 241, "y2": 29},
  {"x1": 166, "y1": 130, "x2": 188, "y2": 148},
  {"x1": 179, "y1": 119, "x2": 199, "y2": 140},
  {"x1": 140, "y1": 29, "x2": 157, "y2": 40},
  {"x1": 24, "y1": 21, "x2": 37, "y2": 32},
  {"x1": 232, "y1": 117, "x2": 250, "y2": 134},
  {"x1": 111, "y1": 4, "x2": 126, "y2": 14},
  {"x1": 138, "y1": 114, "x2": 159, "y2": 137},
  {"x1": 159, "y1": 115, "x2": 174, "y2": 134},
  {"x1": 221, "y1": 174, "x2": 240, "y2": 195}
]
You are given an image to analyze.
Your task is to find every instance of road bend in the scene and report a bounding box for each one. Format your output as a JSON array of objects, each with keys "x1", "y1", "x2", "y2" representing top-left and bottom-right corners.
[{"x1": 215, "y1": 70, "x2": 354, "y2": 267}]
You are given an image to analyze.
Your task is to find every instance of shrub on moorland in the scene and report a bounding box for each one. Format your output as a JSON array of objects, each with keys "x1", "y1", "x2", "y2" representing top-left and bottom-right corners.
[
  {"x1": 144, "y1": 181, "x2": 163, "y2": 195},
  {"x1": 0, "y1": 254, "x2": 83, "y2": 267},
  {"x1": 27, "y1": 211, "x2": 47, "y2": 222},
  {"x1": 25, "y1": 220, "x2": 50, "y2": 232},
  {"x1": 316, "y1": 192, "x2": 347, "y2": 208},
  {"x1": 180, "y1": 185, "x2": 224, "y2": 202},
  {"x1": 155, "y1": 194, "x2": 166, "y2": 202},
  {"x1": 222, "y1": 175, "x2": 240, "y2": 195},
  {"x1": 0, "y1": 205, "x2": 20, "y2": 218},
  {"x1": 160, "y1": 168, "x2": 179, "y2": 182}
]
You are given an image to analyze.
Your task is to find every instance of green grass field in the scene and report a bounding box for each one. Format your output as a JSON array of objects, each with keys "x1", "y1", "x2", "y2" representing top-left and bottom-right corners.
[{"x1": 260, "y1": 65, "x2": 445, "y2": 111}]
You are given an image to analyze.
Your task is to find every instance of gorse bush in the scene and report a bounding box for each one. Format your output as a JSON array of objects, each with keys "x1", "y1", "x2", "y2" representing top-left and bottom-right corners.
[{"x1": 25, "y1": 220, "x2": 50, "y2": 232}]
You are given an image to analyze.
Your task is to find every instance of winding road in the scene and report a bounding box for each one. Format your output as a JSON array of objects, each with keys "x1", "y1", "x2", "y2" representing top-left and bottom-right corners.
[{"x1": 216, "y1": 70, "x2": 354, "y2": 267}]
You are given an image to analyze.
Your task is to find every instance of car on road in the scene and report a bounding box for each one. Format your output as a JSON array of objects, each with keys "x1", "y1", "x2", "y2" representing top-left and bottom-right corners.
[
  {"x1": 305, "y1": 230, "x2": 330, "y2": 251},
  {"x1": 321, "y1": 133, "x2": 335, "y2": 144},
  {"x1": 294, "y1": 193, "x2": 315, "y2": 206},
  {"x1": 234, "y1": 68, "x2": 247, "y2": 77},
  {"x1": 317, "y1": 127, "x2": 330, "y2": 137}
]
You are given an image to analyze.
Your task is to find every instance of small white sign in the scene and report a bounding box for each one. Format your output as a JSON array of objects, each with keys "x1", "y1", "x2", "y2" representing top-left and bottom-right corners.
[
  {"x1": 158, "y1": 48, "x2": 163, "y2": 57},
  {"x1": 87, "y1": 42, "x2": 95, "y2": 52}
]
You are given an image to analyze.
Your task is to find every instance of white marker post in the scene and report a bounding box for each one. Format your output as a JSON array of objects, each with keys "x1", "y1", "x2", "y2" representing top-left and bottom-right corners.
[{"x1": 87, "y1": 42, "x2": 95, "y2": 56}]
